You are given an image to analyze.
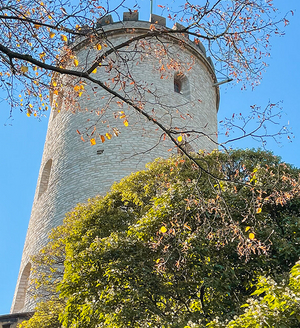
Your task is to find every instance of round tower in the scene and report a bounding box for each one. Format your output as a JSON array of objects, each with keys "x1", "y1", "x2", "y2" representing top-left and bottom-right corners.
[{"x1": 11, "y1": 13, "x2": 219, "y2": 313}]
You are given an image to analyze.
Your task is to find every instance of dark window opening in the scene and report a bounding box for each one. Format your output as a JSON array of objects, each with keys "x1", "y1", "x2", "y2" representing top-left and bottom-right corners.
[
  {"x1": 3, "y1": 324, "x2": 12, "y2": 328},
  {"x1": 174, "y1": 79, "x2": 182, "y2": 93},
  {"x1": 174, "y1": 72, "x2": 190, "y2": 99}
]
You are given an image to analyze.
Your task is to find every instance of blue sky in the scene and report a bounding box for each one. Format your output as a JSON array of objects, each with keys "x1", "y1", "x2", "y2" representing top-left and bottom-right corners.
[{"x1": 0, "y1": 0, "x2": 299, "y2": 315}]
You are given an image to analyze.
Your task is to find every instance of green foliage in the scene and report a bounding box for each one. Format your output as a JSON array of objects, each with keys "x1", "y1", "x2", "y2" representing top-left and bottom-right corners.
[
  {"x1": 208, "y1": 261, "x2": 300, "y2": 328},
  {"x1": 26, "y1": 150, "x2": 300, "y2": 327}
]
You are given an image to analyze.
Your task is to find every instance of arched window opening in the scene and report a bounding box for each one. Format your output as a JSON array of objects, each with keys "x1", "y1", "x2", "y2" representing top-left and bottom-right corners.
[
  {"x1": 11, "y1": 262, "x2": 31, "y2": 313},
  {"x1": 174, "y1": 72, "x2": 190, "y2": 99},
  {"x1": 38, "y1": 159, "x2": 52, "y2": 198}
]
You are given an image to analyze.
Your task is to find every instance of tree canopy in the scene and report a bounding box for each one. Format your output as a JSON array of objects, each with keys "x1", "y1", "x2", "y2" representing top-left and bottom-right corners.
[{"x1": 21, "y1": 149, "x2": 300, "y2": 327}]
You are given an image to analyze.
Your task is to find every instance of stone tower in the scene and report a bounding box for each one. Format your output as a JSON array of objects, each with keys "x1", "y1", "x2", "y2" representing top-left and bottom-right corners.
[{"x1": 11, "y1": 13, "x2": 219, "y2": 313}]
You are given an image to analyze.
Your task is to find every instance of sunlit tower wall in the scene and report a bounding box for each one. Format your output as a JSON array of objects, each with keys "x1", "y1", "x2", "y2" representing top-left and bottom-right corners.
[{"x1": 11, "y1": 13, "x2": 219, "y2": 313}]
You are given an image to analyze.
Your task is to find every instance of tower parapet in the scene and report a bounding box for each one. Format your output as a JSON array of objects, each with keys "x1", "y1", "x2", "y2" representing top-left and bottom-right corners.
[{"x1": 11, "y1": 13, "x2": 219, "y2": 313}]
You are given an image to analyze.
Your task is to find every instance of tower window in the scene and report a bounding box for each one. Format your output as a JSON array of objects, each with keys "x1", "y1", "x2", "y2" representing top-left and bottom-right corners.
[
  {"x1": 174, "y1": 72, "x2": 190, "y2": 99},
  {"x1": 174, "y1": 79, "x2": 182, "y2": 93},
  {"x1": 11, "y1": 263, "x2": 31, "y2": 313},
  {"x1": 38, "y1": 159, "x2": 52, "y2": 198}
]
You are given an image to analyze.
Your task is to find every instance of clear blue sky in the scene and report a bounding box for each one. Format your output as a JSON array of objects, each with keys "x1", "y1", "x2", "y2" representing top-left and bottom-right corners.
[{"x1": 0, "y1": 0, "x2": 299, "y2": 315}]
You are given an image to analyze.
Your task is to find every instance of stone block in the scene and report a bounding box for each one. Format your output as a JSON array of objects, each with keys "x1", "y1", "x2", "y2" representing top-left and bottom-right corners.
[
  {"x1": 123, "y1": 11, "x2": 139, "y2": 21},
  {"x1": 97, "y1": 15, "x2": 113, "y2": 27},
  {"x1": 150, "y1": 14, "x2": 166, "y2": 26}
]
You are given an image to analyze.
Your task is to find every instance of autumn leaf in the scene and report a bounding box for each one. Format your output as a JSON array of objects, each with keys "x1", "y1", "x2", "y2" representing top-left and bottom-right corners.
[
  {"x1": 61, "y1": 34, "x2": 68, "y2": 42},
  {"x1": 249, "y1": 233, "x2": 255, "y2": 240},
  {"x1": 256, "y1": 208, "x2": 262, "y2": 213},
  {"x1": 92, "y1": 68, "x2": 97, "y2": 74},
  {"x1": 160, "y1": 226, "x2": 167, "y2": 233},
  {"x1": 105, "y1": 133, "x2": 112, "y2": 140},
  {"x1": 177, "y1": 135, "x2": 183, "y2": 142},
  {"x1": 123, "y1": 120, "x2": 129, "y2": 127},
  {"x1": 74, "y1": 59, "x2": 79, "y2": 67},
  {"x1": 112, "y1": 128, "x2": 120, "y2": 136},
  {"x1": 245, "y1": 226, "x2": 251, "y2": 232},
  {"x1": 99, "y1": 135, "x2": 105, "y2": 143},
  {"x1": 21, "y1": 66, "x2": 28, "y2": 73},
  {"x1": 52, "y1": 81, "x2": 57, "y2": 87},
  {"x1": 96, "y1": 44, "x2": 102, "y2": 50},
  {"x1": 49, "y1": 32, "x2": 55, "y2": 38},
  {"x1": 90, "y1": 138, "x2": 96, "y2": 146}
]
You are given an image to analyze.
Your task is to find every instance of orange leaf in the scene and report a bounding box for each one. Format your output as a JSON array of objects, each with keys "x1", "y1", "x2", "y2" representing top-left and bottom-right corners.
[
  {"x1": 90, "y1": 138, "x2": 96, "y2": 145},
  {"x1": 106, "y1": 133, "x2": 112, "y2": 140},
  {"x1": 96, "y1": 44, "x2": 102, "y2": 50},
  {"x1": 49, "y1": 32, "x2": 55, "y2": 38},
  {"x1": 61, "y1": 34, "x2": 68, "y2": 42},
  {"x1": 74, "y1": 59, "x2": 79, "y2": 67},
  {"x1": 256, "y1": 208, "x2": 262, "y2": 213}
]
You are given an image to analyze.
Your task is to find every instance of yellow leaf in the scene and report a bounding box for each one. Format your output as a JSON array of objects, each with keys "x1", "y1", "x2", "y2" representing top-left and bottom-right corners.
[
  {"x1": 177, "y1": 135, "x2": 183, "y2": 142},
  {"x1": 74, "y1": 59, "x2": 79, "y2": 66},
  {"x1": 96, "y1": 44, "x2": 102, "y2": 50},
  {"x1": 33, "y1": 66, "x2": 37, "y2": 71},
  {"x1": 256, "y1": 208, "x2": 262, "y2": 213},
  {"x1": 249, "y1": 233, "x2": 255, "y2": 240},
  {"x1": 123, "y1": 119, "x2": 128, "y2": 127},
  {"x1": 61, "y1": 34, "x2": 68, "y2": 42},
  {"x1": 74, "y1": 85, "x2": 80, "y2": 92},
  {"x1": 106, "y1": 133, "x2": 112, "y2": 140},
  {"x1": 49, "y1": 32, "x2": 55, "y2": 38},
  {"x1": 52, "y1": 81, "x2": 57, "y2": 87},
  {"x1": 53, "y1": 90, "x2": 58, "y2": 95},
  {"x1": 78, "y1": 92, "x2": 83, "y2": 97},
  {"x1": 20, "y1": 66, "x2": 28, "y2": 73},
  {"x1": 39, "y1": 52, "x2": 46, "y2": 59},
  {"x1": 245, "y1": 226, "x2": 251, "y2": 232},
  {"x1": 160, "y1": 226, "x2": 167, "y2": 233},
  {"x1": 100, "y1": 134, "x2": 105, "y2": 143},
  {"x1": 92, "y1": 68, "x2": 97, "y2": 74},
  {"x1": 27, "y1": 109, "x2": 32, "y2": 117},
  {"x1": 90, "y1": 138, "x2": 96, "y2": 145}
]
